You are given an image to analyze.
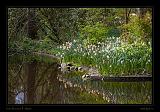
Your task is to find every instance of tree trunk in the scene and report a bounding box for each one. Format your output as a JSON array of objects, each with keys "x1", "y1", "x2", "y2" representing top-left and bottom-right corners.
[
  {"x1": 125, "y1": 8, "x2": 128, "y2": 24},
  {"x1": 138, "y1": 8, "x2": 147, "y2": 19},
  {"x1": 25, "y1": 61, "x2": 37, "y2": 104},
  {"x1": 27, "y1": 8, "x2": 38, "y2": 39},
  {"x1": 125, "y1": 8, "x2": 131, "y2": 24},
  {"x1": 103, "y1": 8, "x2": 106, "y2": 24}
]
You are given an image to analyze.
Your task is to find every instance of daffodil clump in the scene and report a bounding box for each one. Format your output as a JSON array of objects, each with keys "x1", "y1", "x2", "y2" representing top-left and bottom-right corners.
[{"x1": 52, "y1": 37, "x2": 152, "y2": 76}]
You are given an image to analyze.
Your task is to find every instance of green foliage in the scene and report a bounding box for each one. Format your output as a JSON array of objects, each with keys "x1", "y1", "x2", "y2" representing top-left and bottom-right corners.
[
  {"x1": 8, "y1": 37, "x2": 32, "y2": 56},
  {"x1": 8, "y1": 8, "x2": 152, "y2": 76},
  {"x1": 106, "y1": 27, "x2": 121, "y2": 37},
  {"x1": 52, "y1": 37, "x2": 152, "y2": 76},
  {"x1": 121, "y1": 13, "x2": 152, "y2": 44},
  {"x1": 138, "y1": 12, "x2": 152, "y2": 43},
  {"x1": 80, "y1": 22, "x2": 108, "y2": 45},
  {"x1": 9, "y1": 35, "x2": 152, "y2": 76},
  {"x1": 8, "y1": 8, "x2": 28, "y2": 39}
]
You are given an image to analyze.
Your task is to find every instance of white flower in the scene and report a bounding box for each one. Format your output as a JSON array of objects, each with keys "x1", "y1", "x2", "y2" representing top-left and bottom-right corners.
[
  {"x1": 88, "y1": 48, "x2": 92, "y2": 52},
  {"x1": 91, "y1": 47, "x2": 94, "y2": 51},
  {"x1": 142, "y1": 42, "x2": 145, "y2": 46},
  {"x1": 80, "y1": 48, "x2": 83, "y2": 52},
  {"x1": 130, "y1": 13, "x2": 137, "y2": 16},
  {"x1": 74, "y1": 49, "x2": 77, "y2": 52},
  {"x1": 148, "y1": 59, "x2": 151, "y2": 62},
  {"x1": 63, "y1": 46, "x2": 66, "y2": 50},
  {"x1": 87, "y1": 45, "x2": 90, "y2": 49}
]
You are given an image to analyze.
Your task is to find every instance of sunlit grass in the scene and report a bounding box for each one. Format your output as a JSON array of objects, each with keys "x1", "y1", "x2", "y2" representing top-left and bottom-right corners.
[
  {"x1": 8, "y1": 36, "x2": 152, "y2": 76},
  {"x1": 52, "y1": 37, "x2": 152, "y2": 76}
]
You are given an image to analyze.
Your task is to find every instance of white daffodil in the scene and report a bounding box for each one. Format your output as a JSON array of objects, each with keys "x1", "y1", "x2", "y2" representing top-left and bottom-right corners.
[
  {"x1": 74, "y1": 49, "x2": 77, "y2": 52},
  {"x1": 73, "y1": 39, "x2": 76, "y2": 43},
  {"x1": 63, "y1": 46, "x2": 66, "y2": 50}
]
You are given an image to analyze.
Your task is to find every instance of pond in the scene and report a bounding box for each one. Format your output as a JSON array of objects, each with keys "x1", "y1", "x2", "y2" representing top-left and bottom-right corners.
[{"x1": 8, "y1": 54, "x2": 152, "y2": 104}]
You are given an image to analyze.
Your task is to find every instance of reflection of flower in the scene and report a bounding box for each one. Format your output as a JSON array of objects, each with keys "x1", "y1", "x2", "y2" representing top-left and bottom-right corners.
[{"x1": 15, "y1": 91, "x2": 24, "y2": 104}]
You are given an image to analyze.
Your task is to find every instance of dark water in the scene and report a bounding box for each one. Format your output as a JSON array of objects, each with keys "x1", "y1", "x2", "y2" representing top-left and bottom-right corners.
[{"x1": 8, "y1": 55, "x2": 152, "y2": 104}]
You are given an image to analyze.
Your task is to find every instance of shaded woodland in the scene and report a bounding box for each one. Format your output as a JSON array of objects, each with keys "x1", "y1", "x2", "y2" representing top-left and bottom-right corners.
[{"x1": 8, "y1": 8, "x2": 152, "y2": 104}]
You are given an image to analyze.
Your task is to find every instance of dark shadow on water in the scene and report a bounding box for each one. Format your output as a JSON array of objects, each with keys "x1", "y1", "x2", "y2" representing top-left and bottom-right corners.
[{"x1": 8, "y1": 55, "x2": 152, "y2": 104}]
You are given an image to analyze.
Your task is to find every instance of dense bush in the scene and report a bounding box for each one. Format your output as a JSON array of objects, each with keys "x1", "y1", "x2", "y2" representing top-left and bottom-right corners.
[
  {"x1": 80, "y1": 22, "x2": 108, "y2": 45},
  {"x1": 106, "y1": 27, "x2": 121, "y2": 37},
  {"x1": 120, "y1": 13, "x2": 152, "y2": 44}
]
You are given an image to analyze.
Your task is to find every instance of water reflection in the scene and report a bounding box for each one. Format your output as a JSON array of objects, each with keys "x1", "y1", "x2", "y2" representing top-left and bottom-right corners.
[
  {"x1": 8, "y1": 57, "x2": 62, "y2": 104},
  {"x1": 8, "y1": 55, "x2": 152, "y2": 104},
  {"x1": 15, "y1": 91, "x2": 24, "y2": 104}
]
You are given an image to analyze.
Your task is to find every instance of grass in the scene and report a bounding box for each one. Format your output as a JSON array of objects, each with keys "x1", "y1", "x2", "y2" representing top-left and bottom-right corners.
[
  {"x1": 51, "y1": 37, "x2": 152, "y2": 76},
  {"x1": 8, "y1": 36, "x2": 152, "y2": 76}
]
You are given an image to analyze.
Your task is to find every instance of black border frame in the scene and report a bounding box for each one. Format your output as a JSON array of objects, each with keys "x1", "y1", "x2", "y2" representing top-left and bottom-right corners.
[{"x1": 1, "y1": 0, "x2": 159, "y2": 111}]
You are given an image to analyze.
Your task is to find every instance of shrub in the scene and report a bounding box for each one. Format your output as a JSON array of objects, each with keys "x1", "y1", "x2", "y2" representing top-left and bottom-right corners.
[
  {"x1": 120, "y1": 13, "x2": 152, "y2": 45},
  {"x1": 80, "y1": 22, "x2": 108, "y2": 45}
]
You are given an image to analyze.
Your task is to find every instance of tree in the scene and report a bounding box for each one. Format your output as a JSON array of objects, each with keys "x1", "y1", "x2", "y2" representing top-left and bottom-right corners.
[
  {"x1": 38, "y1": 8, "x2": 79, "y2": 44},
  {"x1": 25, "y1": 61, "x2": 37, "y2": 104},
  {"x1": 27, "y1": 8, "x2": 38, "y2": 39},
  {"x1": 125, "y1": 8, "x2": 132, "y2": 24},
  {"x1": 26, "y1": 8, "x2": 38, "y2": 104}
]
